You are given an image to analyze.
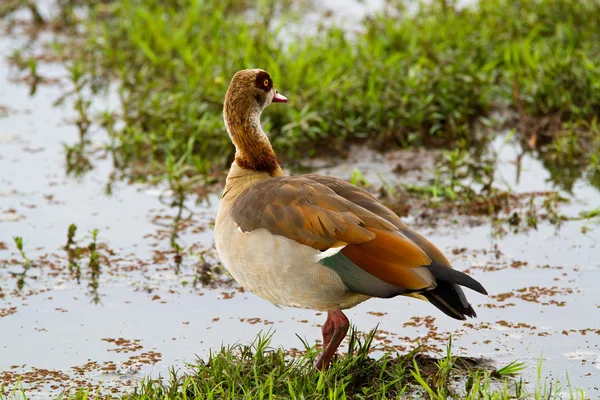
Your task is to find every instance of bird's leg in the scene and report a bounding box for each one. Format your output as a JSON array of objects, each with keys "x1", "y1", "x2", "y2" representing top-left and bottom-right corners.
[
  {"x1": 314, "y1": 309, "x2": 350, "y2": 369},
  {"x1": 321, "y1": 313, "x2": 335, "y2": 349}
]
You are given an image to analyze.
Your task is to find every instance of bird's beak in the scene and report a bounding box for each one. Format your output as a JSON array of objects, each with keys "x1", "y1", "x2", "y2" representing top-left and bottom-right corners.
[{"x1": 273, "y1": 91, "x2": 287, "y2": 103}]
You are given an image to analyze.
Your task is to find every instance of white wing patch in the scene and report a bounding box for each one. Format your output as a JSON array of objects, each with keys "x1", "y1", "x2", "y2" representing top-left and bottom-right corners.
[{"x1": 315, "y1": 245, "x2": 346, "y2": 261}]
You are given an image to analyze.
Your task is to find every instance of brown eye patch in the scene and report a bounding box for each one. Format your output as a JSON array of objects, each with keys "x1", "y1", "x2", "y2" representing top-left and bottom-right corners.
[{"x1": 255, "y1": 71, "x2": 273, "y2": 92}]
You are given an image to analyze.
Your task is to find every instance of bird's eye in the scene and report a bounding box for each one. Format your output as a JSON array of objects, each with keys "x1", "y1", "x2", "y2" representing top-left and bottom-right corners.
[{"x1": 263, "y1": 79, "x2": 269, "y2": 87}]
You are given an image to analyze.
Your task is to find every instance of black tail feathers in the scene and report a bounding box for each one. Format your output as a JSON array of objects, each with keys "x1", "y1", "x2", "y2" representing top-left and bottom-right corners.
[{"x1": 423, "y1": 263, "x2": 487, "y2": 321}]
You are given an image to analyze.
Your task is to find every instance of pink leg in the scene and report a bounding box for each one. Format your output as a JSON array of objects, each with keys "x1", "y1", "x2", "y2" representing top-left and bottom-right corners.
[{"x1": 314, "y1": 310, "x2": 350, "y2": 369}]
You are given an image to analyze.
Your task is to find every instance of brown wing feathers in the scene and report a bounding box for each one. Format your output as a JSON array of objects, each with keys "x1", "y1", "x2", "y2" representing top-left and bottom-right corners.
[{"x1": 231, "y1": 177, "x2": 394, "y2": 250}]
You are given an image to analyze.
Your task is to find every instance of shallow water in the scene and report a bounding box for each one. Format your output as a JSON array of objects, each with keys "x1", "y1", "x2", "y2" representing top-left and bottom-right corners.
[{"x1": 1, "y1": 6, "x2": 600, "y2": 399}]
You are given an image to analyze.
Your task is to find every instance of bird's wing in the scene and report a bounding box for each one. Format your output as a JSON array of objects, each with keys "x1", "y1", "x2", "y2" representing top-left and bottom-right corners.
[
  {"x1": 230, "y1": 175, "x2": 440, "y2": 293},
  {"x1": 303, "y1": 174, "x2": 453, "y2": 265},
  {"x1": 302, "y1": 174, "x2": 488, "y2": 319}
]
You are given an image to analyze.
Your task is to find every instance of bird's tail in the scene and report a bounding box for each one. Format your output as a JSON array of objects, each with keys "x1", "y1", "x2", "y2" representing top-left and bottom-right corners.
[{"x1": 422, "y1": 263, "x2": 488, "y2": 320}]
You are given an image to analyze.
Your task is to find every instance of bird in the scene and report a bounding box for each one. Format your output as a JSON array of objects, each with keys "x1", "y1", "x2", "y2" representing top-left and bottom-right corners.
[{"x1": 214, "y1": 69, "x2": 488, "y2": 369}]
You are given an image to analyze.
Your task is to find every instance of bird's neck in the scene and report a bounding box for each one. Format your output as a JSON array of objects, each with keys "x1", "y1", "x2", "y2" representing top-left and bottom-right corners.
[{"x1": 224, "y1": 104, "x2": 283, "y2": 177}]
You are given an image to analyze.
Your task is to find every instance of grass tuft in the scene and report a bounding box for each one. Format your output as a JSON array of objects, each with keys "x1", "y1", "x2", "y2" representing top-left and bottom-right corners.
[
  {"x1": 494, "y1": 360, "x2": 528, "y2": 377},
  {"x1": 106, "y1": 331, "x2": 585, "y2": 399},
  {"x1": 0, "y1": 331, "x2": 586, "y2": 399}
]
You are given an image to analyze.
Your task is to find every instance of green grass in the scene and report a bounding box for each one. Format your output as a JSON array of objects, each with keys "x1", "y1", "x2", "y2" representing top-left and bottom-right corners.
[
  {"x1": 0, "y1": 331, "x2": 586, "y2": 399},
  {"x1": 2, "y1": 0, "x2": 600, "y2": 192}
]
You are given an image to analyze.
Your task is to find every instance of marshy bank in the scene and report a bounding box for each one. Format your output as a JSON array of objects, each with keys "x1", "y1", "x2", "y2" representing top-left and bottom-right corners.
[{"x1": 1, "y1": 0, "x2": 599, "y2": 398}]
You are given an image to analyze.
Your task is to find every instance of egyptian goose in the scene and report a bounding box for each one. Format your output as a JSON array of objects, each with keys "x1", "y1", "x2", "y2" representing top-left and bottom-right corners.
[{"x1": 215, "y1": 69, "x2": 487, "y2": 369}]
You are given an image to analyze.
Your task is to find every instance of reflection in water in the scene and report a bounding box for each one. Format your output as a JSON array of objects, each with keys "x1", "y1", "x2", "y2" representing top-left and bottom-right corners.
[
  {"x1": 60, "y1": 62, "x2": 95, "y2": 178},
  {"x1": 169, "y1": 191, "x2": 186, "y2": 274},
  {"x1": 3, "y1": 187, "x2": 222, "y2": 302},
  {"x1": 398, "y1": 142, "x2": 575, "y2": 239},
  {"x1": 512, "y1": 145, "x2": 527, "y2": 187},
  {"x1": 527, "y1": 119, "x2": 600, "y2": 193},
  {"x1": 194, "y1": 260, "x2": 215, "y2": 287},
  {"x1": 10, "y1": 237, "x2": 34, "y2": 291},
  {"x1": 158, "y1": 190, "x2": 190, "y2": 274},
  {"x1": 541, "y1": 157, "x2": 586, "y2": 193},
  {"x1": 62, "y1": 224, "x2": 103, "y2": 304},
  {"x1": 65, "y1": 143, "x2": 93, "y2": 177},
  {"x1": 64, "y1": 223, "x2": 81, "y2": 282},
  {"x1": 152, "y1": 188, "x2": 223, "y2": 286},
  {"x1": 86, "y1": 229, "x2": 101, "y2": 304},
  {"x1": 5, "y1": 200, "x2": 219, "y2": 304}
]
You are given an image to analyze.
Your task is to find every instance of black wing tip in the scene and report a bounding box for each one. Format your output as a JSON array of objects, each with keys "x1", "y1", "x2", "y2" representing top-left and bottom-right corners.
[
  {"x1": 427, "y1": 263, "x2": 488, "y2": 296},
  {"x1": 464, "y1": 304, "x2": 477, "y2": 319},
  {"x1": 424, "y1": 291, "x2": 474, "y2": 321},
  {"x1": 423, "y1": 270, "x2": 482, "y2": 321}
]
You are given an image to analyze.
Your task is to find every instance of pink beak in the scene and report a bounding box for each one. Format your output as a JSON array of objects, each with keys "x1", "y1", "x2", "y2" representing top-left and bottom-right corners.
[{"x1": 273, "y1": 91, "x2": 287, "y2": 103}]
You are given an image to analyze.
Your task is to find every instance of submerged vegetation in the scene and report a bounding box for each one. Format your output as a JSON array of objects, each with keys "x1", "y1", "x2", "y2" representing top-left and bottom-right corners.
[{"x1": 2, "y1": 0, "x2": 600, "y2": 194}]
